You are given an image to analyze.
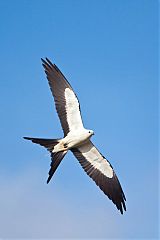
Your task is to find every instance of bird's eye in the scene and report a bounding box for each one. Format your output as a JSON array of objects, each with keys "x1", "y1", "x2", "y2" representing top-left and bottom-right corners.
[{"x1": 89, "y1": 131, "x2": 91, "y2": 133}]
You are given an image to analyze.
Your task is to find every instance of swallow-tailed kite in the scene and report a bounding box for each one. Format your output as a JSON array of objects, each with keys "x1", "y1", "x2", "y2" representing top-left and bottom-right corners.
[{"x1": 24, "y1": 58, "x2": 126, "y2": 214}]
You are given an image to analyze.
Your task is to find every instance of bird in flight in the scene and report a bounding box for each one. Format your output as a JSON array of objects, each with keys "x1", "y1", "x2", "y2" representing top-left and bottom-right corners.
[{"x1": 24, "y1": 58, "x2": 126, "y2": 214}]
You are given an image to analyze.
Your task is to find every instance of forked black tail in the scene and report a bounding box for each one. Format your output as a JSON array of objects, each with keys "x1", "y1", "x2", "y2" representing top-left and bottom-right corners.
[
  {"x1": 23, "y1": 137, "x2": 60, "y2": 151},
  {"x1": 24, "y1": 137, "x2": 68, "y2": 183},
  {"x1": 47, "y1": 151, "x2": 67, "y2": 183}
]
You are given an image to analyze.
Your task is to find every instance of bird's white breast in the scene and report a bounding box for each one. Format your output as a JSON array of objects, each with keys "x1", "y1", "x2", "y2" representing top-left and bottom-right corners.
[{"x1": 64, "y1": 130, "x2": 90, "y2": 149}]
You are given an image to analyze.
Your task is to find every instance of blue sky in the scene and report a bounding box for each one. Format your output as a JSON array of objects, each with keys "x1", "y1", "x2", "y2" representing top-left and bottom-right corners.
[{"x1": 0, "y1": 0, "x2": 158, "y2": 239}]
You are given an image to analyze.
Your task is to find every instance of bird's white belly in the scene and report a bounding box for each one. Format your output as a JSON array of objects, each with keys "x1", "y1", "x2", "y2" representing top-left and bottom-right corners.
[
  {"x1": 53, "y1": 131, "x2": 91, "y2": 153},
  {"x1": 64, "y1": 131, "x2": 90, "y2": 148}
]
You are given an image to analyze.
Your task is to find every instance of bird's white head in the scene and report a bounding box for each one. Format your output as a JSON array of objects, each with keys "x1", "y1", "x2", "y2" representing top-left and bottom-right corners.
[{"x1": 88, "y1": 129, "x2": 94, "y2": 136}]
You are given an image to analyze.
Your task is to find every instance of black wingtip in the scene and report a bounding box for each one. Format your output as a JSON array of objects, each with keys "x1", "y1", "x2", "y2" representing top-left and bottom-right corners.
[
  {"x1": 120, "y1": 208, "x2": 123, "y2": 215},
  {"x1": 47, "y1": 177, "x2": 51, "y2": 184},
  {"x1": 45, "y1": 57, "x2": 50, "y2": 62},
  {"x1": 41, "y1": 57, "x2": 55, "y2": 72},
  {"x1": 41, "y1": 57, "x2": 53, "y2": 64},
  {"x1": 23, "y1": 137, "x2": 32, "y2": 140},
  {"x1": 41, "y1": 58, "x2": 46, "y2": 64},
  {"x1": 119, "y1": 200, "x2": 126, "y2": 215}
]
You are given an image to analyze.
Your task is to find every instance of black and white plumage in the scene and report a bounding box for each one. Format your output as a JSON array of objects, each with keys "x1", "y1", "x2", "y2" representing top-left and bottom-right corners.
[{"x1": 24, "y1": 58, "x2": 126, "y2": 214}]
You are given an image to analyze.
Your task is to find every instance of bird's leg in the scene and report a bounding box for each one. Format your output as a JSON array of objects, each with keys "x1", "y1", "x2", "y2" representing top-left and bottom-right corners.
[
  {"x1": 63, "y1": 143, "x2": 68, "y2": 148},
  {"x1": 59, "y1": 143, "x2": 70, "y2": 151},
  {"x1": 52, "y1": 141, "x2": 68, "y2": 153}
]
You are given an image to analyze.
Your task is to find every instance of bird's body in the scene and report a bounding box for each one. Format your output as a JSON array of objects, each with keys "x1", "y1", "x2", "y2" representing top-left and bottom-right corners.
[
  {"x1": 24, "y1": 58, "x2": 126, "y2": 214},
  {"x1": 53, "y1": 129, "x2": 94, "y2": 153}
]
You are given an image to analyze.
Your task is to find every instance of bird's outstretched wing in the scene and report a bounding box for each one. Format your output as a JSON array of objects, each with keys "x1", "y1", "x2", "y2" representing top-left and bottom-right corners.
[
  {"x1": 41, "y1": 58, "x2": 84, "y2": 136},
  {"x1": 72, "y1": 141, "x2": 126, "y2": 214}
]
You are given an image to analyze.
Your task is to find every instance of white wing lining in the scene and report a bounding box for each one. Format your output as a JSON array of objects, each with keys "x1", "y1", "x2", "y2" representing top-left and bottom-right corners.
[
  {"x1": 65, "y1": 88, "x2": 84, "y2": 132},
  {"x1": 78, "y1": 142, "x2": 113, "y2": 178}
]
